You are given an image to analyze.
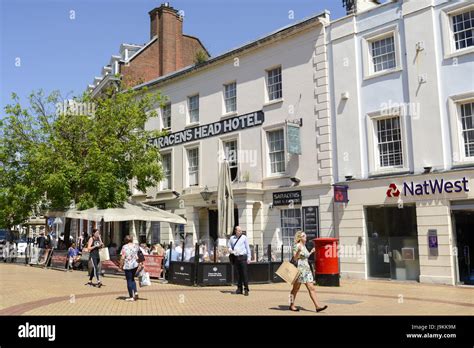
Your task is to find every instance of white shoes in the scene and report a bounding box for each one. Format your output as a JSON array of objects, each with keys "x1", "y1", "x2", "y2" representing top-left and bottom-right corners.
[{"x1": 125, "y1": 297, "x2": 135, "y2": 302}]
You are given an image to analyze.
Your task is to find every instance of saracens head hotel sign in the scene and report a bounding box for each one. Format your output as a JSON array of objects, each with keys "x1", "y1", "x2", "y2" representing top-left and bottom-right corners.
[
  {"x1": 386, "y1": 177, "x2": 469, "y2": 198},
  {"x1": 149, "y1": 111, "x2": 264, "y2": 149}
]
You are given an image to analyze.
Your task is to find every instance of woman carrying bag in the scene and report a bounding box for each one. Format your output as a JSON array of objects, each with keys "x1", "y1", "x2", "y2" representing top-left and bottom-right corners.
[
  {"x1": 119, "y1": 235, "x2": 143, "y2": 302},
  {"x1": 289, "y1": 231, "x2": 328, "y2": 313},
  {"x1": 86, "y1": 229, "x2": 104, "y2": 287}
]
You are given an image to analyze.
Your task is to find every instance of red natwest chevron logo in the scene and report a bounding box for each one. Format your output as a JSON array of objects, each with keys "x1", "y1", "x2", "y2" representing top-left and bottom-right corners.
[{"x1": 386, "y1": 183, "x2": 400, "y2": 197}]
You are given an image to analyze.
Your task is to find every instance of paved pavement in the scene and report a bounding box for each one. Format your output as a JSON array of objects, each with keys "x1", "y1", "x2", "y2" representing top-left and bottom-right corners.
[{"x1": 0, "y1": 263, "x2": 472, "y2": 316}]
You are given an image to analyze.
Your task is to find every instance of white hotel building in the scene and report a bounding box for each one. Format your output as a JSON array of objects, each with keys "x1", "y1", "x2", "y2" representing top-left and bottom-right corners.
[
  {"x1": 130, "y1": 10, "x2": 335, "y2": 259},
  {"x1": 328, "y1": 0, "x2": 474, "y2": 285}
]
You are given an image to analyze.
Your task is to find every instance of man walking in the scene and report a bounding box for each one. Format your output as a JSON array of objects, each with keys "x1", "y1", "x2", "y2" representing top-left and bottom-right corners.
[{"x1": 228, "y1": 226, "x2": 251, "y2": 296}]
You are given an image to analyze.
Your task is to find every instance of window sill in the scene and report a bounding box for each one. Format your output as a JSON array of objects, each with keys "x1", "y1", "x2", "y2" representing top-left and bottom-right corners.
[
  {"x1": 444, "y1": 46, "x2": 474, "y2": 60},
  {"x1": 368, "y1": 167, "x2": 411, "y2": 178},
  {"x1": 452, "y1": 161, "x2": 474, "y2": 169},
  {"x1": 185, "y1": 122, "x2": 200, "y2": 129},
  {"x1": 262, "y1": 174, "x2": 289, "y2": 181},
  {"x1": 263, "y1": 98, "x2": 284, "y2": 107},
  {"x1": 363, "y1": 67, "x2": 402, "y2": 81},
  {"x1": 221, "y1": 111, "x2": 238, "y2": 119}
]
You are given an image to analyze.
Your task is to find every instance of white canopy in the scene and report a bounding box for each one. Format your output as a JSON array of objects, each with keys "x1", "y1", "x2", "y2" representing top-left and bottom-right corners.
[{"x1": 49, "y1": 201, "x2": 186, "y2": 224}]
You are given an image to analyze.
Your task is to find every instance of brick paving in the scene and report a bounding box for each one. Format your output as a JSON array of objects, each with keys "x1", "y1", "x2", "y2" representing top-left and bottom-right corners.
[{"x1": 0, "y1": 264, "x2": 472, "y2": 316}]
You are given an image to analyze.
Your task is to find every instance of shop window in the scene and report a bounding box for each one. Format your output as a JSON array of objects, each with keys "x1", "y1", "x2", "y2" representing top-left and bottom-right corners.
[{"x1": 280, "y1": 208, "x2": 302, "y2": 247}]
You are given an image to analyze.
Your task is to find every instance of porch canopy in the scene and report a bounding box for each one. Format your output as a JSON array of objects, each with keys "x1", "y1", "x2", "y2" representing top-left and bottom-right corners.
[{"x1": 49, "y1": 201, "x2": 186, "y2": 224}]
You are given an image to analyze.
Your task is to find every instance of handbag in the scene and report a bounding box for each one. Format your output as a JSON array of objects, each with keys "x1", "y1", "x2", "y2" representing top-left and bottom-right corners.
[
  {"x1": 80, "y1": 251, "x2": 90, "y2": 261},
  {"x1": 139, "y1": 272, "x2": 151, "y2": 287},
  {"x1": 99, "y1": 247, "x2": 110, "y2": 261},
  {"x1": 137, "y1": 248, "x2": 145, "y2": 263},
  {"x1": 228, "y1": 235, "x2": 242, "y2": 264},
  {"x1": 275, "y1": 261, "x2": 300, "y2": 285}
]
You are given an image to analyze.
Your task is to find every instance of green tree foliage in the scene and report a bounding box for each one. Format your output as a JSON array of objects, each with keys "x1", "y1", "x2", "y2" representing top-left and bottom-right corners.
[{"x1": 0, "y1": 86, "x2": 166, "y2": 229}]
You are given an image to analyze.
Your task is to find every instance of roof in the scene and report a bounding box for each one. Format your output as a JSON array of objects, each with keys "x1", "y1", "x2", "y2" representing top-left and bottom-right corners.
[{"x1": 133, "y1": 10, "x2": 330, "y2": 91}]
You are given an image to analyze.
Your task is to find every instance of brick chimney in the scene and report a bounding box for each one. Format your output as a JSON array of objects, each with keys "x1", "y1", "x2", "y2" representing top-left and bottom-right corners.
[
  {"x1": 149, "y1": 3, "x2": 184, "y2": 75},
  {"x1": 120, "y1": 3, "x2": 209, "y2": 87}
]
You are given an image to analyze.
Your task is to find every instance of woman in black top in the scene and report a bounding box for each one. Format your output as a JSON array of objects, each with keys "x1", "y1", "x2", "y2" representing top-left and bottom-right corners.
[{"x1": 86, "y1": 229, "x2": 104, "y2": 287}]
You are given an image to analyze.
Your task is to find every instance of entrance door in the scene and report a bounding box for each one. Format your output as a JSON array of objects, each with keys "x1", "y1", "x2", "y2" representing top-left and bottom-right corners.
[
  {"x1": 454, "y1": 211, "x2": 474, "y2": 285},
  {"x1": 366, "y1": 205, "x2": 420, "y2": 281}
]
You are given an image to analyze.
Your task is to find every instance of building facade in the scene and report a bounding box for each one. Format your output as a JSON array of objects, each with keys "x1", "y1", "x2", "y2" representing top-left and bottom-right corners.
[
  {"x1": 328, "y1": 0, "x2": 474, "y2": 285},
  {"x1": 130, "y1": 10, "x2": 335, "y2": 259}
]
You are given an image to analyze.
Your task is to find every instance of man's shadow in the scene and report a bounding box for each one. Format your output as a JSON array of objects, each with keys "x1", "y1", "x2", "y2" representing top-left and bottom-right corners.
[{"x1": 115, "y1": 296, "x2": 148, "y2": 301}]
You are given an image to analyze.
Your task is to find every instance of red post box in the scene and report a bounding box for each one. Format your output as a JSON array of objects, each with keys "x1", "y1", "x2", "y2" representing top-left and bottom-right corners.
[{"x1": 313, "y1": 237, "x2": 339, "y2": 286}]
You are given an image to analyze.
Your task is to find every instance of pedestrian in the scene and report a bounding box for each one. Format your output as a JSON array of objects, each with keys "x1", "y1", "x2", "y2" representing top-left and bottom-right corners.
[
  {"x1": 119, "y1": 235, "x2": 142, "y2": 301},
  {"x1": 139, "y1": 243, "x2": 149, "y2": 255},
  {"x1": 37, "y1": 232, "x2": 46, "y2": 249},
  {"x1": 67, "y1": 242, "x2": 80, "y2": 271},
  {"x1": 85, "y1": 229, "x2": 104, "y2": 287},
  {"x1": 228, "y1": 226, "x2": 251, "y2": 296},
  {"x1": 289, "y1": 230, "x2": 327, "y2": 313}
]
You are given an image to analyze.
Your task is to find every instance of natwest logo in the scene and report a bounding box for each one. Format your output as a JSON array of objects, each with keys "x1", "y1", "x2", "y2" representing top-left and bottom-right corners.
[
  {"x1": 386, "y1": 177, "x2": 469, "y2": 197},
  {"x1": 386, "y1": 183, "x2": 401, "y2": 197}
]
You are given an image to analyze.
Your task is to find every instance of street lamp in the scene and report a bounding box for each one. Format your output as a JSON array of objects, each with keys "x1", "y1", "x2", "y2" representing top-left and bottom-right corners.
[{"x1": 200, "y1": 186, "x2": 212, "y2": 202}]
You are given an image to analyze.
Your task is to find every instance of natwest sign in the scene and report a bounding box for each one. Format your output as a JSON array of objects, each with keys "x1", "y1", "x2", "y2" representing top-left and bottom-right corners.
[{"x1": 386, "y1": 177, "x2": 469, "y2": 197}]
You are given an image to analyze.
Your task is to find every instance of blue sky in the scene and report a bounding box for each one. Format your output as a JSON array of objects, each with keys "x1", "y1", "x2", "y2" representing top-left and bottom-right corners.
[{"x1": 0, "y1": 0, "x2": 346, "y2": 111}]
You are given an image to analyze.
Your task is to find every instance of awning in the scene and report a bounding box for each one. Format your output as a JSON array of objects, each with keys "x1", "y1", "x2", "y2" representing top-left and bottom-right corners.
[{"x1": 48, "y1": 201, "x2": 186, "y2": 224}]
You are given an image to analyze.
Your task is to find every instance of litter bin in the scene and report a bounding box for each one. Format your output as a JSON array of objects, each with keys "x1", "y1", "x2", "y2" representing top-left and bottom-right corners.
[{"x1": 313, "y1": 237, "x2": 339, "y2": 286}]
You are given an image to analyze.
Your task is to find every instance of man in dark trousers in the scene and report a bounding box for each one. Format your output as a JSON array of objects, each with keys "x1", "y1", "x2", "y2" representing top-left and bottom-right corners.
[{"x1": 228, "y1": 226, "x2": 251, "y2": 296}]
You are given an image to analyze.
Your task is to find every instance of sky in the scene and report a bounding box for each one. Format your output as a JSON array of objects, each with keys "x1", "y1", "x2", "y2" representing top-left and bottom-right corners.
[{"x1": 0, "y1": 0, "x2": 347, "y2": 112}]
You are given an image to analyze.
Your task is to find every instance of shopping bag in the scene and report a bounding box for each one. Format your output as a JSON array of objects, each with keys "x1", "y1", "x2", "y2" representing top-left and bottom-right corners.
[
  {"x1": 275, "y1": 261, "x2": 300, "y2": 285},
  {"x1": 139, "y1": 272, "x2": 151, "y2": 287},
  {"x1": 99, "y1": 247, "x2": 110, "y2": 261},
  {"x1": 80, "y1": 251, "x2": 90, "y2": 261}
]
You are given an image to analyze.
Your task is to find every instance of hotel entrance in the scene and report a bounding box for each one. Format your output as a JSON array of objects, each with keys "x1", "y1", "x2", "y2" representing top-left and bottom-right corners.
[
  {"x1": 452, "y1": 204, "x2": 474, "y2": 285},
  {"x1": 366, "y1": 205, "x2": 420, "y2": 281}
]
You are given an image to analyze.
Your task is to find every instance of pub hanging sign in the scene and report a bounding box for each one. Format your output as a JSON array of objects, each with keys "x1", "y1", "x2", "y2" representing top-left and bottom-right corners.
[
  {"x1": 150, "y1": 110, "x2": 264, "y2": 149},
  {"x1": 273, "y1": 190, "x2": 302, "y2": 206},
  {"x1": 334, "y1": 185, "x2": 349, "y2": 203}
]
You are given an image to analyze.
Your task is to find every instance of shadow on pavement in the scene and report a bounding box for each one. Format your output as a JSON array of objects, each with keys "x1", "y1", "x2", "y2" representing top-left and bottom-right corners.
[{"x1": 268, "y1": 305, "x2": 313, "y2": 312}]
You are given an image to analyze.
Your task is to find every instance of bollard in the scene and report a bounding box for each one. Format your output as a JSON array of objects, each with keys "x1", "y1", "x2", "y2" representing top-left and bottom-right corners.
[{"x1": 256, "y1": 244, "x2": 259, "y2": 262}]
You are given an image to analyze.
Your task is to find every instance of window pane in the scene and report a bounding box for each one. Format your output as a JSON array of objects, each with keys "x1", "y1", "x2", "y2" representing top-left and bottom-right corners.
[
  {"x1": 267, "y1": 67, "x2": 282, "y2": 100},
  {"x1": 377, "y1": 117, "x2": 403, "y2": 167},
  {"x1": 187, "y1": 148, "x2": 199, "y2": 186},
  {"x1": 162, "y1": 103, "x2": 171, "y2": 129},
  {"x1": 452, "y1": 10, "x2": 474, "y2": 50},
  {"x1": 371, "y1": 36, "x2": 396, "y2": 73},
  {"x1": 461, "y1": 102, "x2": 474, "y2": 157},
  {"x1": 188, "y1": 95, "x2": 199, "y2": 123},
  {"x1": 267, "y1": 129, "x2": 285, "y2": 173}
]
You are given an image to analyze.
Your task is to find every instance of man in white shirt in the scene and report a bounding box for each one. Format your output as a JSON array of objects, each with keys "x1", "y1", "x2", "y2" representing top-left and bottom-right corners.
[{"x1": 228, "y1": 226, "x2": 251, "y2": 296}]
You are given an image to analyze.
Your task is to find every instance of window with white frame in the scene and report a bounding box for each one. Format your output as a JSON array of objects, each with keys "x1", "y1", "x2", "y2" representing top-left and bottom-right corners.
[
  {"x1": 267, "y1": 129, "x2": 285, "y2": 174},
  {"x1": 162, "y1": 103, "x2": 171, "y2": 129},
  {"x1": 280, "y1": 208, "x2": 301, "y2": 248},
  {"x1": 188, "y1": 95, "x2": 199, "y2": 123},
  {"x1": 461, "y1": 102, "x2": 474, "y2": 158},
  {"x1": 376, "y1": 117, "x2": 403, "y2": 167},
  {"x1": 224, "y1": 82, "x2": 237, "y2": 113},
  {"x1": 267, "y1": 67, "x2": 282, "y2": 101},
  {"x1": 223, "y1": 139, "x2": 238, "y2": 182},
  {"x1": 371, "y1": 35, "x2": 396, "y2": 73},
  {"x1": 161, "y1": 153, "x2": 172, "y2": 190},
  {"x1": 187, "y1": 147, "x2": 199, "y2": 186},
  {"x1": 452, "y1": 9, "x2": 474, "y2": 50}
]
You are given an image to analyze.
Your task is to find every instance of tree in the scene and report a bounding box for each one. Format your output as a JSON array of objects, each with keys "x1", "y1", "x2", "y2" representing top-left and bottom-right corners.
[{"x1": 0, "y1": 86, "x2": 166, "y2": 230}]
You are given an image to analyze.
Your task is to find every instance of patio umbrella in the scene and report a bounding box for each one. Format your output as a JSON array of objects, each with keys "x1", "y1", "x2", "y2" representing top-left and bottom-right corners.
[
  {"x1": 217, "y1": 160, "x2": 234, "y2": 239},
  {"x1": 48, "y1": 201, "x2": 186, "y2": 224}
]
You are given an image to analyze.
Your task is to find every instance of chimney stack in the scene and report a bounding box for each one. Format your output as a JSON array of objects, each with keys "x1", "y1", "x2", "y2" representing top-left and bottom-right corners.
[{"x1": 149, "y1": 3, "x2": 184, "y2": 75}]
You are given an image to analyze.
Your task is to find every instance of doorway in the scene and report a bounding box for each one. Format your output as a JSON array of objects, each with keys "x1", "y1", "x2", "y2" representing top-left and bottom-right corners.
[
  {"x1": 366, "y1": 205, "x2": 420, "y2": 281},
  {"x1": 208, "y1": 208, "x2": 239, "y2": 241},
  {"x1": 453, "y1": 211, "x2": 474, "y2": 285}
]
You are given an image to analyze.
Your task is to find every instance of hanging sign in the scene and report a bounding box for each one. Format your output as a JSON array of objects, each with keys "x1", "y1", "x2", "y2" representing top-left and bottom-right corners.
[
  {"x1": 334, "y1": 185, "x2": 349, "y2": 203},
  {"x1": 287, "y1": 122, "x2": 301, "y2": 155}
]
